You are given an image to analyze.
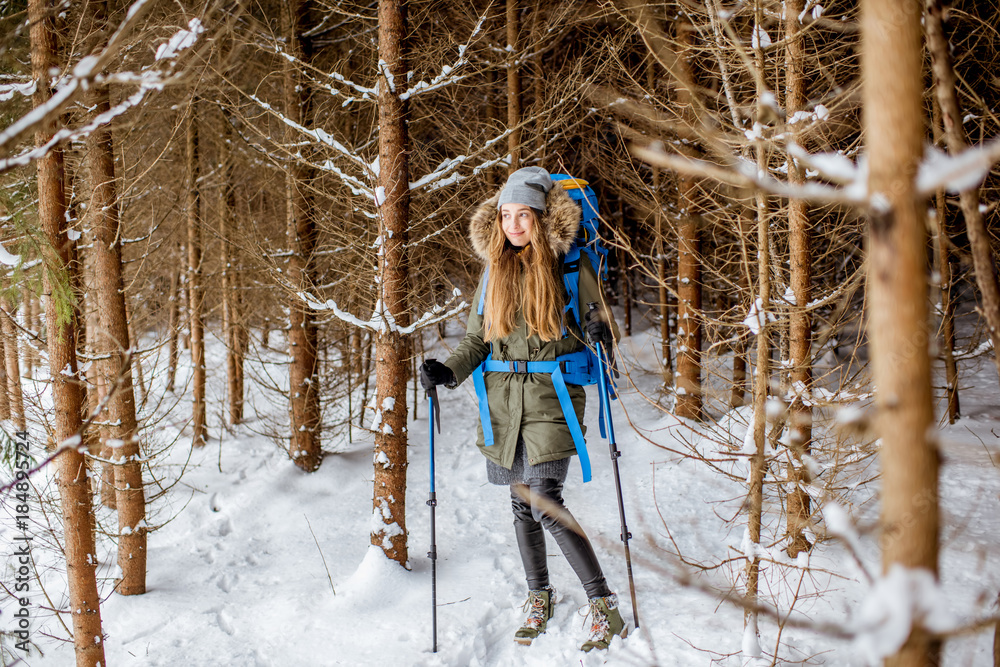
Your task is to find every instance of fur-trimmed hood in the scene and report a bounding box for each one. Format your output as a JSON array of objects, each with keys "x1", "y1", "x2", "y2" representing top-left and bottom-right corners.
[{"x1": 468, "y1": 185, "x2": 581, "y2": 262}]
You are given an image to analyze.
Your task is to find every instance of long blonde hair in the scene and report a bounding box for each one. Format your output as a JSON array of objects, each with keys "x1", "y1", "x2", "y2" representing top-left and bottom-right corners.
[{"x1": 482, "y1": 210, "x2": 563, "y2": 342}]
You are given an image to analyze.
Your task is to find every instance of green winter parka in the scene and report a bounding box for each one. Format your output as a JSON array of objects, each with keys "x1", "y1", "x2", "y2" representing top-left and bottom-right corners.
[{"x1": 443, "y1": 184, "x2": 618, "y2": 472}]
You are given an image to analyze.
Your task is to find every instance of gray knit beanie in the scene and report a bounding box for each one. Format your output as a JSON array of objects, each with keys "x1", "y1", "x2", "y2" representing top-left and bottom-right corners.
[{"x1": 497, "y1": 166, "x2": 553, "y2": 212}]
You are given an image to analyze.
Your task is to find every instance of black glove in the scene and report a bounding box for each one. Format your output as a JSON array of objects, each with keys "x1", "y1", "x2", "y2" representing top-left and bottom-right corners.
[
  {"x1": 419, "y1": 359, "x2": 456, "y2": 391},
  {"x1": 584, "y1": 309, "x2": 612, "y2": 345}
]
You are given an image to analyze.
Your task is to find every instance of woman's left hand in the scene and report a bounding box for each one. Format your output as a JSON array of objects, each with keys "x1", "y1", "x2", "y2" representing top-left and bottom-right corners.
[
  {"x1": 584, "y1": 310, "x2": 612, "y2": 345},
  {"x1": 420, "y1": 359, "x2": 456, "y2": 390}
]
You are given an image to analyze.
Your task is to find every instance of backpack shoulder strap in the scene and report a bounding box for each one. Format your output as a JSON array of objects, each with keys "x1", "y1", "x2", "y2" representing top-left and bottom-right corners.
[{"x1": 562, "y1": 245, "x2": 582, "y2": 334}]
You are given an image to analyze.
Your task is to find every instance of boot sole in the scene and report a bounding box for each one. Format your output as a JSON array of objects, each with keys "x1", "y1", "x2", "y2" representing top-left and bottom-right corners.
[{"x1": 581, "y1": 625, "x2": 628, "y2": 652}]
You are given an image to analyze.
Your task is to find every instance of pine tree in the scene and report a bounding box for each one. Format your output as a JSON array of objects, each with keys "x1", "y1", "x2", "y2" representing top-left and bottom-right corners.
[
  {"x1": 187, "y1": 100, "x2": 208, "y2": 447},
  {"x1": 784, "y1": 0, "x2": 813, "y2": 558},
  {"x1": 506, "y1": 0, "x2": 522, "y2": 174},
  {"x1": 1, "y1": 293, "x2": 25, "y2": 430},
  {"x1": 282, "y1": 0, "x2": 322, "y2": 471},
  {"x1": 674, "y1": 18, "x2": 701, "y2": 421},
  {"x1": 863, "y1": 1, "x2": 940, "y2": 664},
  {"x1": 82, "y1": 0, "x2": 146, "y2": 596},
  {"x1": 925, "y1": 0, "x2": 1000, "y2": 390},
  {"x1": 371, "y1": 0, "x2": 412, "y2": 566},
  {"x1": 28, "y1": 0, "x2": 107, "y2": 661}
]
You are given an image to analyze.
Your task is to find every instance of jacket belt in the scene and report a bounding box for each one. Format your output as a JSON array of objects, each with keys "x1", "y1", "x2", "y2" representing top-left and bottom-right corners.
[{"x1": 471, "y1": 352, "x2": 593, "y2": 483}]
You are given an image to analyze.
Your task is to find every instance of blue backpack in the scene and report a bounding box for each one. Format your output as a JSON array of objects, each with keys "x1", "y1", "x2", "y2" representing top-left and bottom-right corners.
[{"x1": 471, "y1": 175, "x2": 614, "y2": 482}]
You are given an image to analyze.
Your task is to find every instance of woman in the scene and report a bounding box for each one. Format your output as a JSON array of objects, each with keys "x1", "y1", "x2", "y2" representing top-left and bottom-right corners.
[{"x1": 420, "y1": 166, "x2": 626, "y2": 651}]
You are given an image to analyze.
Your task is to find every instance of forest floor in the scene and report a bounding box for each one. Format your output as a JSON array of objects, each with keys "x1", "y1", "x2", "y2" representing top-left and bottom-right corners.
[{"x1": 3, "y1": 314, "x2": 999, "y2": 666}]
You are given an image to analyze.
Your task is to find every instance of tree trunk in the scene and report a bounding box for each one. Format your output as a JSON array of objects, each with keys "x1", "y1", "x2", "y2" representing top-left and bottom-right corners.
[
  {"x1": 531, "y1": 0, "x2": 545, "y2": 157},
  {"x1": 1, "y1": 294, "x2": 24, "y2": 430},
  {"x1": 863, "y1": 2, "x2": 940, "y2": 666},
  {"x1": 647, "y1": 61, "x2": 672, "y2": 385},
  {"x1": 0, "y1": 336, "x2": 9, "y2": 420},
  {"x1": 187, "y1": 101, "x2": 208, "y2": 447},
  {"x1": 674, "y1": 20, "x2": 701, "y2": 421},
  {"x1": 654, "y1": 172, "x2": 672, "y2": 384},
  {"x1": 506, "y1": 0, "x2": 521, "y2": 173},
  {"x1": 933, "y1": 171, "x2": 960, "y2": 423},
  {"x1": 283, "y1": 0, "x2": 322, "y2": 471},
  {"x1": 411, "y1": 334, "x2": 420, "y2": 420},
  {"x1": 620, "y1": 197, "x2": 632, "y2": 337},
  {"x1": 166, "y1": 242, "x2": 181, "y2": 394},
  {"x1": 85, "y1": 0, "x2": 146, "y2": 593},
  {"x1": 784, "y1": 0, "x2": 813, "y2": 558},
  {"x1": 745, "y1": 6, "x2": 772, "y2": 649},
  {"x1": 360, "y1": 331, "x2": 373, "y2": 429},
  {"x1": 658, "y1": 240, "x2": 671, "y2": 380},
  {"x1": 373, "y1": 0, "x2": 411, "y2": 566},
  {"x1": 926, "y1": 0, "x2": 1000, "y2": 388},
  {"x1": 221, "y1": 116, "x2": 244, "y2": 426},
  {"x1": 234, "y1": 267, "x2": 247, "y2": 422},
  {"x1": 66, "y1": 184, "x2": 102, "y2": 514},
  {"x1": 80, "y1": 244, "x2": 115, "y2": 509},
  {"x1": 731, "y1": 298, "x2": 749, "y2": 409},
  {"x1": 25, "y1": 294, "x2": 38, "y2": 379},
  {"x1": 28, "y1": 1, "x2": 107, "y2": 662},
  {"x1": 125, "y1": 297, "x2": 147, "y2": 407},
  {"x1": 929, "y1": 95, "x2": 959, "y2": 424}
]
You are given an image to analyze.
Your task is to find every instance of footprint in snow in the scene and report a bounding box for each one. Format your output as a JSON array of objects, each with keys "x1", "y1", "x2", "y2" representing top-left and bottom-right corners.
[
  {"x1": 216, "y1": 572, "x2": 237, "y2": 593},
  {"x1": 210, "y1": 515, "x2": 233, "y2": 537},
  {"x1": 196, "y1": 545, "x2": 216, "y2": 565},
  {"x1": 216, "y1": 608, "x2": 236, "y2": 636}
]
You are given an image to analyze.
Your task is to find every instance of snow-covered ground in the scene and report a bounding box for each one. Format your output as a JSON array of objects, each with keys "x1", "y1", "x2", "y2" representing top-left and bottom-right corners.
[{"x1": 2, "y1": 315, "x2": 999, "y2": 666}]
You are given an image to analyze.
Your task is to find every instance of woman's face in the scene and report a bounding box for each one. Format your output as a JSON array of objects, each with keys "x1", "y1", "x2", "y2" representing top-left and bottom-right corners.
[{"x1": 500, "y1": 203, "x2": 534, "y2": 247}]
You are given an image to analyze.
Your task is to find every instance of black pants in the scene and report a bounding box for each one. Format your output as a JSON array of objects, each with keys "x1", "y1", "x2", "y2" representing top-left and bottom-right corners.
[{"x1": 510, "y1": 478, "x2": 611, "y2": 600}]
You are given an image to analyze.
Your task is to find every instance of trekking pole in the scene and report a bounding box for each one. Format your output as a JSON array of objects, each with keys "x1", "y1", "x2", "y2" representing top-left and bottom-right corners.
[
  {"x1": 588, "y1": 302, "x2": 639, "y2": 630},
  {"x1": 426, "y1": 384, "x2": 441, "y2": 652}
]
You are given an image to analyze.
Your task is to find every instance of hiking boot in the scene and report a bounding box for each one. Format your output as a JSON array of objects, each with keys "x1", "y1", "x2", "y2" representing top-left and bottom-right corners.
[
  {"x1": 514, "y1": 585, "x2": 555, "y2": 645},
  {"x1": 581, "y1": 593, "x2": 626, "y2": 652}
]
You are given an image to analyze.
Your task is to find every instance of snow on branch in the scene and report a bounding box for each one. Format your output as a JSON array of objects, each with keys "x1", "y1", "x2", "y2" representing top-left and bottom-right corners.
[
  {"x1": 377, "y1": 60, "x2": 396, "y2": 95},
  {"x1": 399, "y1": 12, "x2": 488, "y2": 101},
  {"x1": 854, "y1": 565, "x2": 957, "y2": 663},
  {"x1": 916, "y1": 138, "x2": 1000, "y2": 195},
  {"x1": 244, "y1": 92, "x2": 369, "y2": 179},
  {"x1": 298, "y1": 288, "x2": 467, "y2": 335},
  {"x1": 0, "y1": 243, "x2": 21, "y2": 267},
  {"x1": 406, "y1": 130, "x2": 512, "y2": 193},
  {"x1": 317, "y1": 159, "x2": 371, "y2": 199},
  {"x1": 742, "y1": 297, "x2": 776, "y2": 335},
  {"x1": 1, "y1": 85, "x2": 154, "y2": 173},
  {"x1": 404, "y1": 221, "x2": 457, "y2": 249},
  {"x1": 0, "y1": 4, "x2": 207, "y2": 174},
  {"x1": 0, "y1": 80, "x2": 36, "y2": 102},
  {"x1": 0, "y1": 0, "x2": 156, "y2": 158},
  {"x1": 409, "y1": 154, "x2": 468, "y2": 191},
  {"x1": 325, "y1": 68, "x2": 377, "y2": 101},
  {"x1": 791, "y1": 137, "x2": 1000, "y2": 198},
  {"x1": 299, "y1": 292, "x2": 379, "y2": 331},
  {"x1": 155, "y1": 18, "x2": 205, "y2": 61},
  {"x1": 260, "y1": 39, "x2": 376, "y2": 102},
  {"x1": 787, "y1": 142, "x2": 860, "y2": 185},
  {"x1": 635, "y1": 133, "x2": 1000, "y2": 209},
  {"x1": 631, "y1": 142, "x2": 864, "y2": 206},
  {"x1": 397, "y1": 292, "x2": 469, "y2": 336}
]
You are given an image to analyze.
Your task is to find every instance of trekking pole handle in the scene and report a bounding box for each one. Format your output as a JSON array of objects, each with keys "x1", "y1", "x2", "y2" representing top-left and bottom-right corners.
[{"x1": 586, "y1": 301, "x2": 603, "y2": 350}]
